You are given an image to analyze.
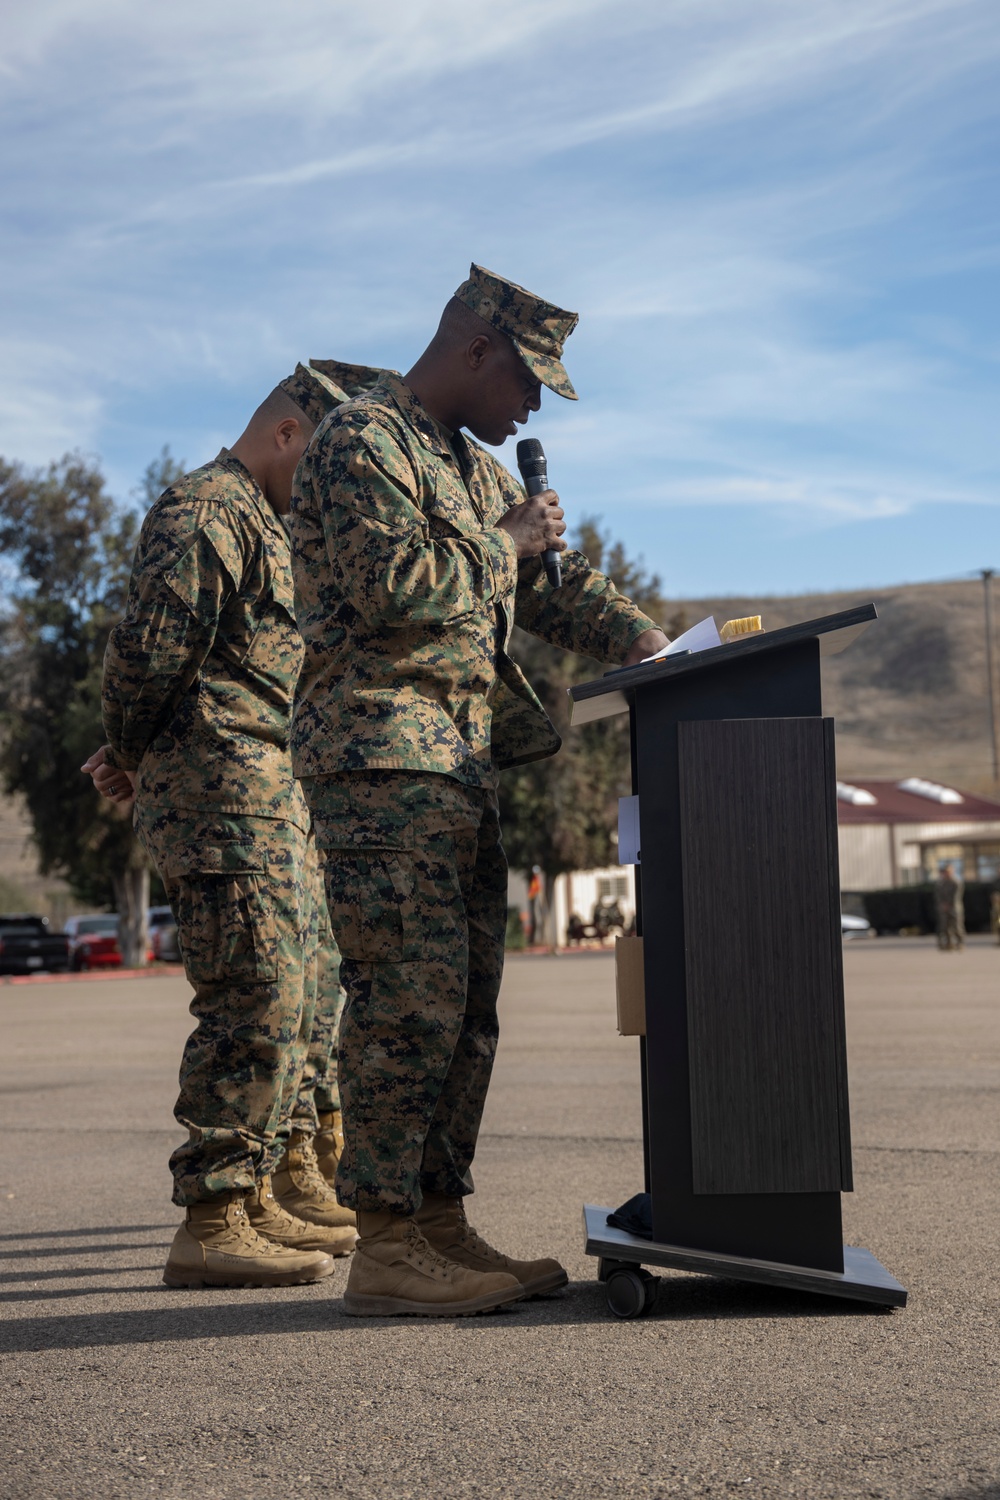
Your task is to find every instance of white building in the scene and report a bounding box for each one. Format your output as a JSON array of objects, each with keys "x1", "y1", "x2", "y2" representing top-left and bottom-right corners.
[
  {"x1": 836, "y1": 777, "x2": 1000, "y2": 890},
  {"x1": 508, "y1": 864, "x2": 636, "y2": 948},
  {"x1": 507, "y1": 775, "x2": 1000, "y2": 946}
]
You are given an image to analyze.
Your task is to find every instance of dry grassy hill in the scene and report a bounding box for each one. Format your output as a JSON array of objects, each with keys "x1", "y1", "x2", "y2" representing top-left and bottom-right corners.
[
  {"x1": 1, "y1": 579, "x2": 996, "y2": 917},
  {"x1": 0, "y1": 794, "x2": 75, "y2": 922},
  {"x1": 675, "y1": 579, "x2": 997, "y2": 795}
]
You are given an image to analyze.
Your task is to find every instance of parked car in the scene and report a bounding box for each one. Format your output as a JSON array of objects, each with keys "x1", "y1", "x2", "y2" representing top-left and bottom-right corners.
[
  {"x1": 841, "y1": 911, "x2": 873, "y2": 940},
  {"x1": 64, "y1": 914, "x2": 121, "y2": 971},
  {"x1": 0, "y1": 914, "x2": 70, "y2": 975},
  {"x1": 148, "y1": 905, "x2": 181, "y2": 962}
]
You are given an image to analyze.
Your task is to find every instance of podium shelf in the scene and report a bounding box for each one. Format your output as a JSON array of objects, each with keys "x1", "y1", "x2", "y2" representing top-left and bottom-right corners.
[{"x1": 583, "y1": 1205, "x2": 907, "y2": 1312}]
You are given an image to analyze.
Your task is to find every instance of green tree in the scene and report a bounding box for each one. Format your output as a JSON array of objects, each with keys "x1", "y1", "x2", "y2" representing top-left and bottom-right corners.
[
  {"x1": 0, "y1": 446, "x2": 184, "y2": 963},
  {"x1": 499, "y1": 518, "x2": 687, "y2": 934}
]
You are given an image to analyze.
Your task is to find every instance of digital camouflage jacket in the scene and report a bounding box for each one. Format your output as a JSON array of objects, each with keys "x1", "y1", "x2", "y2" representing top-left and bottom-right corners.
[
  {"x1": 289, "y1": 372, "x2": 658, "y2": 784},
  {"x1": 103, "y1": 450, "x2": 308, "y2": 827}
]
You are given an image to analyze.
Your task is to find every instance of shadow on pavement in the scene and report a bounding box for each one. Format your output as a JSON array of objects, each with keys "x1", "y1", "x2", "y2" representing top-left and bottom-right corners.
[
  {"x1": 1, "y1": 1276, "x2": 892, "y2": 1352},
  {"x1": 0, "y1": 1264, "x2": 165, "y2": 1286},
  {"x1": 0, "y1": 1282, "x2": 166, "y2": 1304},
  {"x1": 1, "y1": 1240, "x2": 174, "y2": 1261},
  {"x1": 644, "y1": 1275, "x2": 893, "y2": 1321},
  {"x1": 0, "y1": 1224, "x2": 177, "y2": 1242}
]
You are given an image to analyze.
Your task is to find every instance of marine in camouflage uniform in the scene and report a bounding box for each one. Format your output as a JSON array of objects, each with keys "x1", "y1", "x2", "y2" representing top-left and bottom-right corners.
[
  {"x1": 289, "y1": 896, "x2": 347, "y2": 1167},
  {"x1": 290, "y1": 266, "x2": 664, "y2": 1269},
  {"x1": 101, "y1": 365, "x2": 376, "y2": 1273},
  {"x1": 285, "y1": 361, "x2": 379, "y2": 1182}
]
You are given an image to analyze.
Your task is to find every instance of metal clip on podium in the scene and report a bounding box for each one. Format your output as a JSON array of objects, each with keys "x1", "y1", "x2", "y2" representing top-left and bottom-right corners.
[{"x1": 569, "y1": 605, "x2": 907, "y2": 1319}]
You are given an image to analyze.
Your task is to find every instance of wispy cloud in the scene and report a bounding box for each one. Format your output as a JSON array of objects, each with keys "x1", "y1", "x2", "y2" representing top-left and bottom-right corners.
[{"x1": 1, "y1": 0, "x2": 997, "y2": 591}]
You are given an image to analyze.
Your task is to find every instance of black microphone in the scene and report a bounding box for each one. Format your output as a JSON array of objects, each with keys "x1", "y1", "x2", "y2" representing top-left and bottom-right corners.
[{"x1": 516, "y1": 438, "x2": 561, "y2": 589}]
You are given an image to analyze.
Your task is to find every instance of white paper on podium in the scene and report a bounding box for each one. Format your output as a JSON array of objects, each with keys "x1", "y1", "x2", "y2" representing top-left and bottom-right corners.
[
  {"x1": 618, "y1": 795, "x2": 641, "y2": 865},
  {"x1": 642, "y1": 615, "x2": 721, "y2": 664},
  {"x1": 570, "y1": 616, "x2": 723, "y2": 728}
]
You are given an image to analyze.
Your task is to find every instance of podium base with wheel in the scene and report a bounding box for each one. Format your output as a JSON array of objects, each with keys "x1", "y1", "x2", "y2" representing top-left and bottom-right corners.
[{"x1": 583, "y1": 1205, "x2": 907, "y2": 1320}]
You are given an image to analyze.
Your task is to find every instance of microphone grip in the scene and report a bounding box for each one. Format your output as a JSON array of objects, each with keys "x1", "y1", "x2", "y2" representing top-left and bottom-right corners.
[{"x1": 523, "y1": 473, "x2": 562, "y2": 589}]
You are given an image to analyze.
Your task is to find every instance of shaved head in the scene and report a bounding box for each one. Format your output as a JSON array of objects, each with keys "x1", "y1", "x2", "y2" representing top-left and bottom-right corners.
[
  {"x1": 250, "y1": 386, "x2": 316, "y2": 437},
  {"x1": 431, "y1": 297, "x2": 512, "y2": 356},
  {"x1": 231, "y1": 386, "x2": 317, "y2": 516}
]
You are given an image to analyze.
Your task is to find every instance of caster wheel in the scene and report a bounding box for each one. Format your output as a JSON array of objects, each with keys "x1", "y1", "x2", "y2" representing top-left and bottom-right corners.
[{"x1": 606, "y1": 1267, "x2": 656, "y2": 1319}]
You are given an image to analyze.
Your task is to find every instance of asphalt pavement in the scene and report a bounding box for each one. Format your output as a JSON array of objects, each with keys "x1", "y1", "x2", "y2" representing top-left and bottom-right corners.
[{"x1": 1, "y1": 938, "x2": 998, "y2": 1499}]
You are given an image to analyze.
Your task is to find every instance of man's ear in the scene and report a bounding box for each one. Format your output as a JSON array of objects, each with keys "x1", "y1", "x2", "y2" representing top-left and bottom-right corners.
[
  {"x1": 466, "y1": 333, "x2": 493, "y2": 372},
  {"x1": 274, "y1": 417, "x2": 303, "y2": 450}
]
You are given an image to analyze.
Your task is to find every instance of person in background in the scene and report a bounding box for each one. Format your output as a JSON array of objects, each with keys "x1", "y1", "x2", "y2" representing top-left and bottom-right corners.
[
  {"x1": 989, "y1": 873, "x2": 1000, "y2": 947},
  {"x1": 934, "y1": 863, "x2": 965, "y2": 952}
]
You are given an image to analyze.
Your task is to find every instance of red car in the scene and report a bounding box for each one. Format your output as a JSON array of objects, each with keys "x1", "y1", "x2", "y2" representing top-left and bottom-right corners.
[{"x1": 64, "y1": 914, "x2": 121, "y2": 971}]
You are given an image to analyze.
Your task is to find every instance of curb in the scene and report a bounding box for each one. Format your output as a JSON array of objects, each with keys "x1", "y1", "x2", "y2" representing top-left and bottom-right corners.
[
  {"x1": 505, "y1": 945, "x2": 617, "y2": 957},
  {"x1": 0, "y1": 964, "x2": 186, "y2": 987}
]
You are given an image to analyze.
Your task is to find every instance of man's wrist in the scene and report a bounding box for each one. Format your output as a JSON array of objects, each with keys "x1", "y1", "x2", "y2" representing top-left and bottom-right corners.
[
  {"x1": 103, "y1": 745, "x2": 140, "y2": 773},
  {"x1": 622, "y1": 626, "x2": 670, "y2": 667}
]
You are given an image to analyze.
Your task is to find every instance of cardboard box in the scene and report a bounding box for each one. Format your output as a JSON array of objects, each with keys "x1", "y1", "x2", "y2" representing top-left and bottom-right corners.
[{"x1": 615, "y1": 935, "x2": 646, "y2": 1036}]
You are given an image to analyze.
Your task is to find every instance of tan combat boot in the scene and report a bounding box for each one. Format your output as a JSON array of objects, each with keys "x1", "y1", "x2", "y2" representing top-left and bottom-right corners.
[
  {"x1": 314, "y1": 1109, "x2": 344, "y2": 1184},
  {"x1": 343, "y1": 1209, "x2": 525, "y2": 1318},
  {"x1": 416, "y1": 1194, "x2": 568, "y2": 1297},
  {"x1": 246, "y1": 1175, "x2": 357, "y2": 1258},
  {"x1": 163, "y1": 1193, "x2": 335, "y2": 1289},
  {"x1": 272, "y1": 1130, "x2": 356, "y2": 1230}
]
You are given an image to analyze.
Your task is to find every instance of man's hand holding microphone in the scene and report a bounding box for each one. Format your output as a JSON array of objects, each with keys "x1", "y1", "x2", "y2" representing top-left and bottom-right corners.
[
  {"x1": 497, "y1": 438, "x2": 567, "y2": 576},
  {"x1": 496, "y1": 438, "x2": 669, "y2": 667}
]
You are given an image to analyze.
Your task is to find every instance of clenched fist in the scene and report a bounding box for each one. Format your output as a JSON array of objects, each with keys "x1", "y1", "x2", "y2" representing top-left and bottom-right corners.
[
  {"x1": 80, "y1": 745, "x2": 136, "y2": 808},
  {"x1": 497, "y1": 489, "x2": 568, "y2": 561}
]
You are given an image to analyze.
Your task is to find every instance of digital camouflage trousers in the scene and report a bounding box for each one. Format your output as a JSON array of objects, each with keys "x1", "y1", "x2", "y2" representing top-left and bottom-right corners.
[
  {"x1": 304, "y1": 769, "x2": 508, "y2": 1216},
  {"x1": 291, "y1": 901, "x2": 346, "y2": 1124},
  {"x1": 135, "y1": 804, "x2": 341, "y2": 1204}
]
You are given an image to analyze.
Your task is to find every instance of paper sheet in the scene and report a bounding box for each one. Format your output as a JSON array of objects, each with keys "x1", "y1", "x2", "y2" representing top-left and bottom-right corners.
[
  {"x1": 641, "y1": 615, "x2": 721, "y2": 664},
  {"x1": 617, "y1": 795, "x2": 641, "y2": 865}
]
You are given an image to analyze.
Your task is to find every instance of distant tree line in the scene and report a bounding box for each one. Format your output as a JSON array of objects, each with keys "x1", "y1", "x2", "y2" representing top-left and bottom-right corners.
[
  {"x1": 501, "y1": 519, "x2": 687, "y2": 923},
  {"x1": 0, "y1": 449, "x2": 681, "y2": 959},
  {"x1": 0, "y1": 448, "x2": 183, "y2": 964}
]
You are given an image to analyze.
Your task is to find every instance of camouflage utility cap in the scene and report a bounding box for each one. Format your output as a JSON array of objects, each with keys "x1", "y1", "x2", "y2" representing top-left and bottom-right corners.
[
  {"x1": 279, "y1": 363, "x2": 349, "y2": 425},
  {"x1": 453, "y1": 263, "x2": 579, "y2": 401},
  {"x1": 310, "y1": 359, "x2": 389, "y2": 400}
]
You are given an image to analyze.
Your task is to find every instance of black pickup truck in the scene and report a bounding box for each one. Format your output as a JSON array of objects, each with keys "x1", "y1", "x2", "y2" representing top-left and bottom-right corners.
[{"x1": 0, "y1": 914, "x2": 71, "y2": 975}]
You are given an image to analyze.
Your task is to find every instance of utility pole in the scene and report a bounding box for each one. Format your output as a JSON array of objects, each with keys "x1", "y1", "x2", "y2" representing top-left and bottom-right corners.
[{"x1": 982, "y1": 569, "x2": 1000, "y2": 784}]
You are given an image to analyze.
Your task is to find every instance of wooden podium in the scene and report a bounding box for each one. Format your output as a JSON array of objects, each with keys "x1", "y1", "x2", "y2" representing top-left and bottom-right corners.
[{"x1": 569, "y1": 605, "x2": 907, "y2": 1317}]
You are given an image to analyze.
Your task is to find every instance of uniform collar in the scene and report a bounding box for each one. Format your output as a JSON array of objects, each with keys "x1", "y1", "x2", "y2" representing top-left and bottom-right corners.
[
  {"x1": 375, "y1": 372, "x2": 455, "y2": 460},
  {"x1": 214, "y1": 448, "x2": 287, "y2": 537}
]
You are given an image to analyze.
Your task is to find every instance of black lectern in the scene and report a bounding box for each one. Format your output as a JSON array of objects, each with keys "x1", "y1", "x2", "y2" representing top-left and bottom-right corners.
[{"x1": 569, "y1": 606, "x2": 907, "y2": 1317}]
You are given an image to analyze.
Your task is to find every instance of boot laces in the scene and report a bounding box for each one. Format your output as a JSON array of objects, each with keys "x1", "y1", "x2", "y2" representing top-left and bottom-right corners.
[
  {"x1": 294, "y1": 1136, "x2": 337, "y2": 1196},
  {"x1": 214, "y1": 1198, "x2": 284, "y2": 1257},
  {"x1": 456, "y1": 1221, "x2": 506, "y2": 1266},
  {"x1": 402, "y1": 1221, "x2": 459, "y2": 1278},
  {"x1": 256, "y1": 1199, "x2": 301, "y2": 1235},
  {"x1": 445, "y1": 1204, "x2": 506, "y2": 1265}
]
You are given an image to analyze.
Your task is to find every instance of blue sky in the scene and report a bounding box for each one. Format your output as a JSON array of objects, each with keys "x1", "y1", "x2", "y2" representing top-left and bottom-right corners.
[{"x1": 1, "y1": 0, "x2": 998, "y2": 599}]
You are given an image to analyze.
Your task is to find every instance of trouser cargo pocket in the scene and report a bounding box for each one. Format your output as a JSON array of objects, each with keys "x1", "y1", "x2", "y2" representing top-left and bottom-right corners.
[
  {"x1": 161, "y1": 843, "x2": 278, "y2": 985},
  {"x1": 310, "y1": 782, "x2": 419, "y2": 963}
]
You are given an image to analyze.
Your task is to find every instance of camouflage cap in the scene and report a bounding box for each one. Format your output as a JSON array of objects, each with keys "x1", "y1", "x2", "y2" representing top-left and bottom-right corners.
[
  {"x1": 278, "y1": 363, "x2": 349, "y2": 426},
  {"x1": 453, "y1": 263, "x2": 579, "y2": 401},
  {"x1": 309, "y1": 359, "x2": 390, "y2": 399}
]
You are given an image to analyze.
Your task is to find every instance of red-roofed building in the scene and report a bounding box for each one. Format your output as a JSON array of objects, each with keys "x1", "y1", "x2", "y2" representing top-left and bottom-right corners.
[{"x1": 837, "y1": 777, "x2": 1000, "y2": 889}]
